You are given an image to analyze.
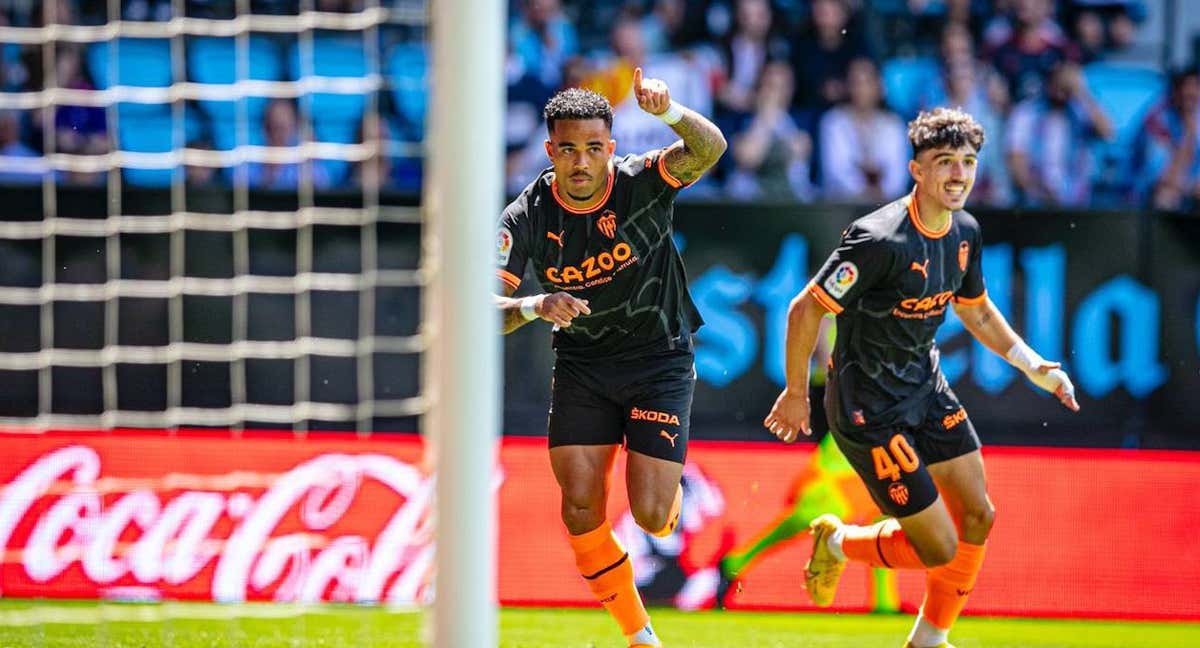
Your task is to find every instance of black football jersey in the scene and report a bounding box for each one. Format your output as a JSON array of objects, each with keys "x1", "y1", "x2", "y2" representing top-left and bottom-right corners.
[
  {"x1": 496, "y1": 150, "x2": 703, "y2": 360},
  {"x1": 808, "y1": 191, "x2": 987, "y2": 430}
]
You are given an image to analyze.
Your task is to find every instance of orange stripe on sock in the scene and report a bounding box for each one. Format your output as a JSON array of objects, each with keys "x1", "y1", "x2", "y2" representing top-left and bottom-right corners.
[
  {"x1": 921, "y1": 541, "x2": 986, "y2": 630},
  {"x1": 568, "y1": 521, "x2": 650, "y2": 635},
  {"x1": 842, "y1": 520, "x2": 925, "y2": 569}
]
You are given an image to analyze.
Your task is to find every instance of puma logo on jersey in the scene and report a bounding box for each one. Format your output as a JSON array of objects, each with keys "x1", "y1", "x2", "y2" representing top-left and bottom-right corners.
[
  {"x1": 659, "y1": 430, "x2": 679, "y2": 447},
  {"x1": 631, "y1": 407, "x2": 681, "y2": 426},
  {"x1": 910, "y1": 259, "x2": 929, "y2": 280},
  {"x1": 546, "y1": 230, "x2": 564, "y2": 247}
]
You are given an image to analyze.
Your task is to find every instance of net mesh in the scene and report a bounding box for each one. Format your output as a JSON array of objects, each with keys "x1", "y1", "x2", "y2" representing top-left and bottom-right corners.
[{"x1": 0, "y1": 0, "x2": 428, "y2": 433}]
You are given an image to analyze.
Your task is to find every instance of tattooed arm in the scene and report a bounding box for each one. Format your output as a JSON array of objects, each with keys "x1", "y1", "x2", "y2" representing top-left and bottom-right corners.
[
  {"x1": 632, "y1": 67, "x2": 727, "y2": 186},
  {"x1": 496, "y1": 284, "x2": 591, "y2": 335}
]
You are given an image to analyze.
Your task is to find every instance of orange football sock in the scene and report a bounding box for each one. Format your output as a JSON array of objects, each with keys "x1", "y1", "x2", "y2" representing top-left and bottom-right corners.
[
  {"x1": 841, "y1": 519, "x2": 926, "y2": 569},
  {"x1": 568, "y1": 520, "x2": 650, "y2": 636},
  {"x1": 649, "y1": 484, "x2": 683, "y2": 538},
  {"x1": 920, "y1": 541, "x2": 986, "y2": 630}
]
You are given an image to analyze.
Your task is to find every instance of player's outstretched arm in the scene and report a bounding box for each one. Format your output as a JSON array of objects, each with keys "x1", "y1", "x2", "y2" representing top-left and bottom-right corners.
[
  {"x1": 764, "y1": 289, "x2": 828, "y2": 443},
  {"x1": 952, "y1": 297, "x2": 1080, "y2": 411},
  {"x1": 495, "y1": 284, "x2": 591, "y2": 335},
  {"x1": 632, "y1": 67, "x2": 727, "y2": 186}
]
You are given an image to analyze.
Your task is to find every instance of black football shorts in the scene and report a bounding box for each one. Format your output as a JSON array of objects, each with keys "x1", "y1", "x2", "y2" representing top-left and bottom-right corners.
[{"x1": 548, "y1": 347, "x2": 695, "y2": 464}]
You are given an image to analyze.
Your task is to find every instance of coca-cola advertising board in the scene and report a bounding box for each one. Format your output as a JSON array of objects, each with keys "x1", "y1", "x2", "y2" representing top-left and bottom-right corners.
[{"x1": 1, "y1": 430, "x2": 1197, "y2": 620}]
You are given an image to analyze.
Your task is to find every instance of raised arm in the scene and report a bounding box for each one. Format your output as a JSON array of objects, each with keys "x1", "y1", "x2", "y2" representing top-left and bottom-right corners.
[
  {"x1": 632, "y1": 67, "x2": 727, "y2": 186},
  {"x1": 952, "y1": 296, "x2": 1079, "y2": 411},
  {"x1": 763, "y1": 288, "x2": 829, "y2": 442}
]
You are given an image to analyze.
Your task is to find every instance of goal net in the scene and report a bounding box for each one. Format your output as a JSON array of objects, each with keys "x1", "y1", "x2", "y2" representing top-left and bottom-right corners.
[{"x1": 0, "y1": 0, "x2": 427, "y2": 433}]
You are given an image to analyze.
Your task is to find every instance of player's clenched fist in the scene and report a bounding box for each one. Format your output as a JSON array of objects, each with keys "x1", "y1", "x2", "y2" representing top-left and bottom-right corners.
[
  {"x1": 632, "y1": 67, "x2": 671, "y2": 116},
  {"x1": 763, "y1": 388, "x2": 812, "y2": 443},
  {"x1": 532, "y1": 292, "x2": 591, "y2": 328}
]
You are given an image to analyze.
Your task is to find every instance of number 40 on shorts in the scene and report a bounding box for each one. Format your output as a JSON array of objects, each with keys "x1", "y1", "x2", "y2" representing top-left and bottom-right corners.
[{"x1": 872, "y1": 434, "x2": 920, "y2": 481}]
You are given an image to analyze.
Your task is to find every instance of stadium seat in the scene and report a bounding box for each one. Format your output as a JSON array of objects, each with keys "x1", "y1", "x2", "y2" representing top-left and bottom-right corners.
[
  {"x1": 117, "y1": 112, "x2": 177, "y2": 187},
  {"x1": 188, "y1": 36, "x2": 283, "y2": 151},
  {"x1": 1082, "y1": 62, "x2": 1165, "y2": 197},
  {"x1": 387, "y1": 43, "x2": 428, "y2": 140},
  {"x1": 1083, "y1": 62, "x2": 1164, "y2": 146},
  {"x1": 87, "y1": 39, "x2": 173, "y2": 118},
  {"x1": 288, "y1": 35, "x2": 368, "y2": 123},
  {"x1": 881, "y1": 57, "x2": 939, "y2": 119}
]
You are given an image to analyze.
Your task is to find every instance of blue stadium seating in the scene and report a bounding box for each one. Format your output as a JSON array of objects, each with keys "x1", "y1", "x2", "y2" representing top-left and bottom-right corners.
[
  {"x1": 288, "y1": 35, "x2": 367, "y2": 126},
  {"x1": 87, "y1": 38, "x2": 172, "y2": 118},
  {"x1": 187, "y1": 36, "x2": 282, "y2": 151},
  {"x1": 117, "y1": 111, "x2": 201, "y2": 187},
  {"x1": 881, "y1": 56, "x2": 940, "y2": 119},
  {"x1": 1082, "y1": 62, "x2": 1165, "y2": 197}
]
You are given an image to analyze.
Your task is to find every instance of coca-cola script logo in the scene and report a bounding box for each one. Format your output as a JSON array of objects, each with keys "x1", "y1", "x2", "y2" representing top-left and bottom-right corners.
[{"x1": 0, "y1": 445, "x2": 436, "y2": 604}]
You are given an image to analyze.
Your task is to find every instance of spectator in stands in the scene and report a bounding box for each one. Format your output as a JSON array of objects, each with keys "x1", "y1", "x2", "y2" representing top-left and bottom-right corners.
[
  {"x1": 248, "y1": 99, "x2": 332, "y2": 190},
  {"x1": 0, "y1": 15, "x2": 31, "y2": 93},
  {"x1": 1134, "y1": 69, "x2": 1200, "y2": 211},
  {"x1": 819, "y1": 57, "x2": 909, "y2": 202},
  {"x1": 984, "y1": 0, "x2": 1080, "y2": 101},
  {"x1": 1005, "y1": 61, "x2": 1113, "y2": 206},
  {"x1": 923, "y1": 59, "x2": 1014, "y2": 206},
  {"x1": 42, "y1": 0, "x2": 80, "y2": 26},
  {"x1": 875, "y1": 0, "x2": 988, "y2": 57},
  {"x1": 185, "y1": 138, "x2": 218, "y2": 187},
  {"x1": 726, "y1": 60, "x2": 814, "y2": 201},
  {"x1": 640, "y1": 0, "x2": 684, "y2": 55},
  {"x1": 123, "y1": 0, "x2": 172, "y2": 21},
  {"x1": 52, "y1": 43, "x2": 108, "y2": 185},
  {"x1": 1067, "y1": 1, "x2": 1147, "y2": 62},
  {"x1": 353, "y1": 113, "x2": 396, "y2": 189},
  {"x1": 938, "y1": 21, "x2": 976, "y2": 69},
  {"x1": 714, "y1": 0, "x2": 789, "y2": 121},
  {"x1": 584, "y1": 13, "x2": 714, "y2": 159},
  {"x1": 790, "y1": 0, "x2": 872, "y2": 112},
  {"x1": 0, "y1": 110, "x2": 43, "y2": 185},
  {"x1": 509, "y1": 0, "x2": 578, "y2": 89}
]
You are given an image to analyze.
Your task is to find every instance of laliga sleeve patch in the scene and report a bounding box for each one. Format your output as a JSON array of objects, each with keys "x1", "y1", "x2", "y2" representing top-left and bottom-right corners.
[
  {"x1": 497, "y1": 227, "x2": 513, "y2": 265},
  {"x1": 823, "y1": 261, "x2": 859, "y2": 299}
]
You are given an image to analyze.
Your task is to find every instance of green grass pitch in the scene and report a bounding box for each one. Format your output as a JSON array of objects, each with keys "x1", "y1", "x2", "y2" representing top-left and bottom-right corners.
[{"x1": 0, "y1": 600, "x2": 1196, "y2": 647}]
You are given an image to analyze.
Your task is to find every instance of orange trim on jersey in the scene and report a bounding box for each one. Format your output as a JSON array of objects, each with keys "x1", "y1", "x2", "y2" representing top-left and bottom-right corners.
[
  {"x1": 906, "y1": 189, "x2": 952, "y2": 240},
  {"x1": 551, "y1": 167, "x2": 614, "y2": 214},
  {"x1": 806, "y1": 281, "x2": 845, "y2": 315},
  {"x1": 497, "y1": 269, "x2": 521, "y2": 290},
  {"x1": 952, "y1": 289, "x2": 988, "y2": 306}
]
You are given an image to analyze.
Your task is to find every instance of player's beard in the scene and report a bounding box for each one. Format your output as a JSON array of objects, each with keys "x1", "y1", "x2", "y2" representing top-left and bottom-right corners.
[{"x1": 567, "y1": 174, "x2": 602, "y2": 201}]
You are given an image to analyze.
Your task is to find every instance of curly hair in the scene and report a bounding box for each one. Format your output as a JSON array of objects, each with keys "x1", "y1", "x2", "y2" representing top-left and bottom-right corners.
[
  {"x1": 543, "y1": 87, "x2": 613, "y2": 134},
  {"x1": 907, "y1": 107, "x2": 985, "y2": 157}
]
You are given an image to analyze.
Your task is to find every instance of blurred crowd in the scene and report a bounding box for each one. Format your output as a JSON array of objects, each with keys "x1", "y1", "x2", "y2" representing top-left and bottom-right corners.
[{"x1": 1, "y1": 0, "x2": 1199, "y2": 211}]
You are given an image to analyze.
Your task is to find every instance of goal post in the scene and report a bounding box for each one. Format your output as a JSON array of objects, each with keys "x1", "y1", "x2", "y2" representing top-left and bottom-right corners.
[{"x1": 425, "y1": 0, "x2": 504, "y2": 646}]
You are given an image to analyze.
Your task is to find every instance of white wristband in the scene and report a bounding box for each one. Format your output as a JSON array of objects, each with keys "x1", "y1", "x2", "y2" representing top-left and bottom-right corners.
[
  {"x1": 518, "y1": 296, "x2": 539, "y2": 321},
  {"x1": 655, "y1": 101, "x2": 684, "y2": 126},
  {"x1": 1004, "y1": 340, "x2": 1044, "y2": 374}
]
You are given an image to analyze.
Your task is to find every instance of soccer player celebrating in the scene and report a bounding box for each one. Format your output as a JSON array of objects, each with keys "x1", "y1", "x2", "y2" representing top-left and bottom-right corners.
[
  {"x1": 763, "y1": 107, "x2": 1079, "y2": 648},
  {"x1": 495, "y1": 71, "x2": 725, "y2": 647}
]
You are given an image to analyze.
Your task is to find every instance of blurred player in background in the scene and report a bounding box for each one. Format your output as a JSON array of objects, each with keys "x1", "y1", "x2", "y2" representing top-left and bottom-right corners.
[
  {"x1": 494, "y1": 71, "x2": 725, "y2": 647},
  {"x1": 763, "y1": 108, "x2": 1079, "y2": 648}
]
